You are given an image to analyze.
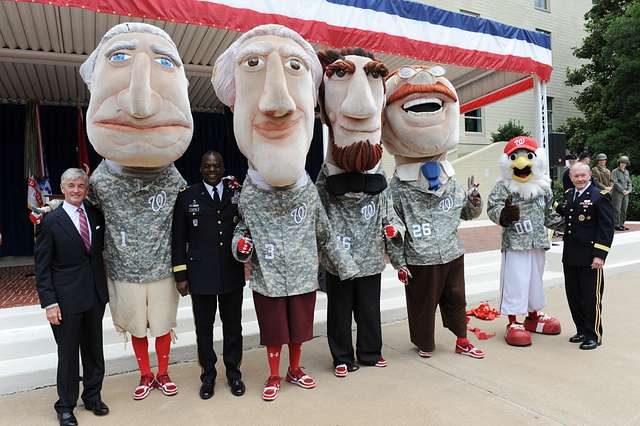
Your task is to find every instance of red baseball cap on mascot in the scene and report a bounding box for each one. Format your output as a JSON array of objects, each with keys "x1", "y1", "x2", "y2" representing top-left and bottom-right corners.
[{"x1": 504, "y1": 136, "x2": 538, "y2": 155}]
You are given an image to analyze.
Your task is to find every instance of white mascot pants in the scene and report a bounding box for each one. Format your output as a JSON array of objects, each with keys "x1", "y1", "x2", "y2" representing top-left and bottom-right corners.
[{"x1": 499, "y1": 248, "x2": 546, "y2": 315}]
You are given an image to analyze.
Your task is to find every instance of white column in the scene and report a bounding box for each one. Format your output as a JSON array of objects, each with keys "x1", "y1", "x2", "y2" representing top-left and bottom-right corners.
[{"x1": 533, "y1": 76, "x2": 549, "y2": 174}]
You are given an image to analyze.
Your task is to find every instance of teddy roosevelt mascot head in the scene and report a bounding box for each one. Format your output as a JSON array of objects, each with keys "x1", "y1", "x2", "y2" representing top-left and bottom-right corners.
[
  {"x1": 80, "y1": 23, "x2": 193, "y2": 167},
  {"x1": 317, "y1": 48, "x2": 388, "y2": 172},
  {"x1": 212, "y1": 24, "x2": 323, "y2": 187}
]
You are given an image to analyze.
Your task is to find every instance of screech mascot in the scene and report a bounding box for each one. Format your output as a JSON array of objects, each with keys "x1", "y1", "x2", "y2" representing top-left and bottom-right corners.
[
  {"x1": 382, "y1": 65, "x2": 485, "y2": 359},
  {"x1": 79, "y1": 23, "x2": 193, "y2": 399},
  {"x1": 212, "y1": 24, "x2": 359, "y2": 401},
  {"x1": 487, "y1": 136, "x2": 564, "y2": 346},
  {"x1": 315, "y1": 48, "x2": 405, "y2": 377}
]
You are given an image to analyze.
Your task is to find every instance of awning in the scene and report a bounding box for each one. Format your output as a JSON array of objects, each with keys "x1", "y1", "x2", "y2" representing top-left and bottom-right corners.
[{"x1": 0, "y1": 0, "x2": 551, "y2": 112}]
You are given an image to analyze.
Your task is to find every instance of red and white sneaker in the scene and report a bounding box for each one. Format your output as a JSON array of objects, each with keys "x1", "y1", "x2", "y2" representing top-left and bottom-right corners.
[
  {"x1": 334, "y1": 364, "x2": 348, "y2": 378},
  {"x1": 155, "y1": 374, "x2": 178, "y2": 396},
  {"x1": 262, "y1": 376, "x2": 281, "y2": 401},
  {"x1": 505, "y1": 323, "x2": 532, "y2": 347},
  {"x1": 523, "y1": 313, "x2": 561, "y2": 335},
  {"x1": 374, "y1": 357, "x2": 388, "y2": 368},
  {"x1": 133, "y1": 374, "x2": 156, "y2": 400},
  {"x1": 455, "y1": 342, "x2": 485, "y2": 359},
  {"x1": 285, "y1": 367, "x2": 316, "y2": 389},
  {"x1": 418, "y1": 350, "x2": 433, "y2": 358}
]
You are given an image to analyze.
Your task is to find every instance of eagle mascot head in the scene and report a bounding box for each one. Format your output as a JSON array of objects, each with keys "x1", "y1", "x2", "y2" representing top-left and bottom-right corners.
[{"x1": 499, "y1": 135, "x2": 550, "y2": 200}]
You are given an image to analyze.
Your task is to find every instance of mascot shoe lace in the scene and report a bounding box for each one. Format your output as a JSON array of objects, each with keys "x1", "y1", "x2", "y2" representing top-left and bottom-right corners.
[
  {"x1": 523, "y1": 313, "x2": 561, "y2": 335},
  {"x1": 505, "y1": 323, "x2": 532, "y2": 346},
  {"x1": 285, "y1": 368, "x2": 316, "y2": 389},
  {"x1": 155, "y1": 374, "x2": 178, "y2": 396},
  {"x1": 262, "y1": 376, "x2": 281, "y2": 401},
  {"x1": 133, "y1": 374, "x2": 156, "y2": 400}
]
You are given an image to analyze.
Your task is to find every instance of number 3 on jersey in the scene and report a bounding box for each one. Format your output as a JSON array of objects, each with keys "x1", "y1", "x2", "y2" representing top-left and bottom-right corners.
[{"x1": 411, "y1": 223, "x2": 432, "y2": 238}]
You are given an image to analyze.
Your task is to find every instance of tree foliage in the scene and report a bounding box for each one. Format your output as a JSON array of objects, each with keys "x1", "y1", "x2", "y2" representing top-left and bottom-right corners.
[
  {"x1": 490, "y1": 119, "x2": 530, "y2": 142},
  {"x1": 565, "y1": 0, "x2": 640, "y2": 172}
]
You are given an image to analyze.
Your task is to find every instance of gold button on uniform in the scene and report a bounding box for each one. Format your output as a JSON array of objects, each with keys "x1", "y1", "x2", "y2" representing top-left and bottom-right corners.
[
  {"x1": 217, "y1": 220, "x2": 222, "y2": 224},
  {"x1": 219, "y1": 242, "x2": 223, "y2": 246}
]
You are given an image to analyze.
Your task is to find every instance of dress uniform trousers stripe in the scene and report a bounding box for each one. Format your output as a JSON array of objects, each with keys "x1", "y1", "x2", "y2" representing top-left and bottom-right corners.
[{"x1": 563, "y1": 264, "x2": 604, "y2": 342}]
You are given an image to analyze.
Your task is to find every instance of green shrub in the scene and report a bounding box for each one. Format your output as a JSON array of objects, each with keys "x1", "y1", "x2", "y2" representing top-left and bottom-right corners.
[
  {"x1": 627, "y1": 175, "x2": 640, "y2": 221},
  {"x1": 491, "y1": 119, "x2": 531, "y2": 142}
]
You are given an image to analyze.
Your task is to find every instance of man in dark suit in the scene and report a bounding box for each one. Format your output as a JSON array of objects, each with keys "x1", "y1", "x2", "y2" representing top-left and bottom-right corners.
[
  {"x1": 557, "y1": 163, "x2": 614, "y2": 350},
  {"x1": 34, "y1": 168, "x2": 110, "y2": 426},
  {"x1": 171, "y1": 151, "x2": 246, "y2": 399}
]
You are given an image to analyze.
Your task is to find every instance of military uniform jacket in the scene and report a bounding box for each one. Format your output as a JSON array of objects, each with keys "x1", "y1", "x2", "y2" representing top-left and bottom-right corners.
[
  {"x1": 88, "y1": 160, "x2": 186, "y2": 283},
  {"x1": 487, "y1": 180, "x2": 564, "y2": 251},
  {"x1": 390, "y1": 175, "x2": 481, "y2": 266},
  {"x1": 591, "y1": 166, "x2": 612, "y2": 190},
  {"x1": 611, "y1": 168, "x2": 632, "y2": 194},
  {"x1": 171, "y1": 179, "x2": 245, "y2": 295},
  {"x1": 556, "y1": 184, "x2": 614, "y2": 266},
  {"x1": 315, "y1": 165, "x2": 406, "y2": 276},
  {"x1": 232, "y1": 175, "x2": 359, "y2": 298}
]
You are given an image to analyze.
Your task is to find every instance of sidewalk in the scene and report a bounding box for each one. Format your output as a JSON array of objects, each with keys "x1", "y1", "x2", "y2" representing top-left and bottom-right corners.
[{"x1": 1, "y1": 270, "x2": 639, "y2": 426}]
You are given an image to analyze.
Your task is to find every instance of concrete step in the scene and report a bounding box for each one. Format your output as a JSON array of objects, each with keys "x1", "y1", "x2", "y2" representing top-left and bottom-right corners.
[{"x1": 2, "y1": 231, "x2": 639, "y2": 395}]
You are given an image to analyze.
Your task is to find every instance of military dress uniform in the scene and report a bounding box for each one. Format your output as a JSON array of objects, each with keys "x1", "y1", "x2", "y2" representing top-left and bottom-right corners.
[
  {"x1": 171, "y1": 177, "x2": 245, "y2": 384},
  {"x1": 557, "y1": 183, "x2": 614, "y2": 344}
]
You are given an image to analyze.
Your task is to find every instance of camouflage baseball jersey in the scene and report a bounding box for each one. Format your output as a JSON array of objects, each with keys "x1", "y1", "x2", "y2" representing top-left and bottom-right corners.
[
  {"x1": 315, "y1": 165, "x2": 406, "y2": 276},
  {"x1": 232, "y1": 175, "x2": 359, "y2": 297},
  {"x1": 390, "y1": 175, "x2": 481, "y2": 266},
  {"x1": 87, "y1": 160, "x2": 186, "y2": 283},
  {"x1": 487, "y1": 180, "x2": 564, "y2": 251}
]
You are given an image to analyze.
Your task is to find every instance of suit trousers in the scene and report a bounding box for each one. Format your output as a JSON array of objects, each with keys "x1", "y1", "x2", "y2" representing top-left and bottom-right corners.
[
  {"x1": 191, "y1": 287, "x2": 243, "y2": 383},
  {"x1": 326, "y1": 273, "x2": 382, "y2": 367},
  {"x1": 405, "y1": 255, "x2": 467, "y2": 352},
  {"x1": 563, "y1": 264, "x2": 604, "y2": 342},
  {"x1": 51, "y1": 300, "x2": 106, "y2": 413}
]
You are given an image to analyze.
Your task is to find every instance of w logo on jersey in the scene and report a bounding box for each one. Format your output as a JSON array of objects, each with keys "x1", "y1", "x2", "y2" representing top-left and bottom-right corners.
[
  {"x1": 439, "y1": 196, "x2": 454, "y2": 212},
  {"x1": 361, "y1": 201, "x2": 376, "y2": 221},
  {"x1": 148, "y1": 191, "x2": 167, "y2": 212},
  {"x1": 291, "y1": 203, "x2": 307, "y2": 225}
]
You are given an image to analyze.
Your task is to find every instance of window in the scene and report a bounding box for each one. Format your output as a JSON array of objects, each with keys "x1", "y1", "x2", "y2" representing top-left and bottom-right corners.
[
  {"x1": 459, "y1": 9, "x2": 480, "y2": 17},
  {"x1": 536, "y1": 28, "x2": 551, "y2": 47},
  {"x1": 535, "y1": 0, "x2": 550, "y2": 11},
  {"x1": 546, "y1": 97, "x2": 554, "y2": 133},
  {"x1": 464, "y1": 109, "x2": 483, "y2": 133}
]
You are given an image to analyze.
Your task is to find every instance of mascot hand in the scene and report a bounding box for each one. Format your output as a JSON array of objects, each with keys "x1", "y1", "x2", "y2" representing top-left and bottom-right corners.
[
  {"x1": 176, "y1": 280, "x2": 189, "y2": 297},
  {"x1": 466, "y1": 175, "x2": 481, "y2": 206},
  {"x1": 384, "y1": 224, "x2": 399, "y2": 239},
  {"x1": 398, "y1": 266, "x2": 412, "y2": 285},
  {"x1": 237, "y1": 236, "x2": 253, "y2": 256},
  {"x1": 500, "y1": 196, "x2": 520, "y2": 227}
]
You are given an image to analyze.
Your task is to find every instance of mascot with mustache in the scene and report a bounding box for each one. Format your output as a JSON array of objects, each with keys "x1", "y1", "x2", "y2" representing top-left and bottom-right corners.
[
  {"x1": 212, "y1": 25, "x2": 359, "y2": 401},
  {"x1": 315, "y1": 48, "x2": 405, "y2": 378},
  {"x1": 487, "y1": 136, "x2": 564, "y2": 346},
  {"x1": 383, "y1": 65, "x2": 485, "y2": 360}
]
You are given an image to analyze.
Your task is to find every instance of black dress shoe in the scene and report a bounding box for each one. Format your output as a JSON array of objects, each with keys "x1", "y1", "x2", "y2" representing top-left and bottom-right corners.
[
  {"x1": 569, "y1": 333, "x2": 585, "y2": 343},
  {"x1": 84, "y1": 400, "x2": 109, "y2": 416},
  {"x1": 579, "y1": 339, "x2": 598, "y2": 350},
  {"x1": 228, "y1": 378, "x2": 246, "y2": 397},
  {"x1": 57, "y1": 411, "x2": 78, "y2": 426},
  {"x1": 200, "y1": 382, "x2": 215, "y2": 400}
]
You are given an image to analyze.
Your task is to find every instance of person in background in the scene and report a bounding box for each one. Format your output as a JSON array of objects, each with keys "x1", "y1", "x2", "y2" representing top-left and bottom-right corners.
[
  {"x1": 611, "y1": 156, "x2": 632, "y2": 231},
  {"x1": 592, "y1": 153, "x2": 613, "y2": 192},
  {"x1": 562, "y1": 154, "x2": 578, "y2": 191}
]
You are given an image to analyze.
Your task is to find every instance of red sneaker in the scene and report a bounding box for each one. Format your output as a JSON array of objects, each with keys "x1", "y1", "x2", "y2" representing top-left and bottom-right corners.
[
  {"x1": 418, "y1": 350, "x2": 433, "y2": 358},
  {"x1": 374, "y1": 357, "x2": 388, "y2": 368},
  {"x1": 523, "y1": 313, "x2": 561, "y2": 335},
  {"x1": 285, "y1": 367, "x2": 316, "y2": 389},
  {"x1": 262, "y1": 376, "x2": 281, "y2": 401},
  {"x1": 133, "y1": 374, "x2": 156, "y2": 400},
  {"x1": 334, "y1": 364, "x2": 348, "y2": 378},
  {"x1": 155, "y1": 374, "x2": 178, "y2": 396},
  {"x1": 455, "y1": 342, "x2": 485, "y2": 359},
  {"x1": 505, "y1": 323, "x2": 532, "y2": 347}
]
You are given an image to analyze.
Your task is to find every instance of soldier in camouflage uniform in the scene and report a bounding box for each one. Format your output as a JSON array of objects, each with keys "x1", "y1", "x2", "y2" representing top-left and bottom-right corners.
[
  {"x1": 382, "y1": 65, "x2": 485, "y2": 359},
  {"x1": 213, "y1": 24, "x2": 358, "y2": 402},
  {"x1": 315, "y1": 48, "x2": 405, "y2": 377},
  {"x1": 487, "y1": 136, "x2": 565, "y2": 347},
  {"x1": 79, "y1": 23, "x2": 194, "y2": 399}
]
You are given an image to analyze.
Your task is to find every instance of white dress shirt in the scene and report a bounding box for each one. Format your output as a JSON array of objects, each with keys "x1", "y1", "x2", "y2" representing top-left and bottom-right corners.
[
  {"x1": 574, "y1": 182, "x2": 592, "y2": 201},
  {"x1": 62, "y1": 201, "x2": 92, "y2": 243},
  {"x1": 203, "y1": 181, "x2": 224, "y2": 200}
]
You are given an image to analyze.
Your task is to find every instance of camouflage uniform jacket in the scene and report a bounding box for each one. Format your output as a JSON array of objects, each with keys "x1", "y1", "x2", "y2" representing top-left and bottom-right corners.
[
  {"x1": 232, "y1": 175, "x2": 359, "y2": 298},
  {"x1": 315, "y1": 165, "x2": 406, "y2": 276},
  {"x1": 487, "y1": 179, "x2": 564, "y2": 251},
  {"x1": 591, "y1": 166, "x2": 612, "y2": 190},
  {"x1": 88, "y1": 160, "x2": 186, "y2": 283},
  {"x1": 390, "y1": 173, "x2": 481, "y2": 266},
  {"x1": 611, "y1": 168, "x2": 632, "y2": 194}
]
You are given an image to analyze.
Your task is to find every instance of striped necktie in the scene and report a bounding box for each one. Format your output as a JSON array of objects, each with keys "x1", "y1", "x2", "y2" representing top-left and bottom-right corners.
[{"x1": 77, "y1": 207, "x2": 91, "y2": 252}]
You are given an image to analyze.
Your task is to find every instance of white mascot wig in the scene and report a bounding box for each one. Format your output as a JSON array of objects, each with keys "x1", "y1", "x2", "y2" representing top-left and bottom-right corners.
[
  {"x1": 211, "y1": 24, "x2": 323, "y2": 107},
  {"x1": 499, "y1": 135, "x2": 551, "y2": 200}
]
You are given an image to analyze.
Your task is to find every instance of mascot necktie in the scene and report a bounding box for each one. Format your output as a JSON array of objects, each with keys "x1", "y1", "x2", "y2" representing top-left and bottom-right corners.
[{"x1": 421, "y1": 162, "x2": 441, "y2": 191}]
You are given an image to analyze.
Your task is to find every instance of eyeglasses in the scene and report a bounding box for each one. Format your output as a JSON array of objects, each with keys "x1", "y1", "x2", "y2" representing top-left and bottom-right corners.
[{"x1": 397, "y1": 65, "x2": 446, "y2": 80}]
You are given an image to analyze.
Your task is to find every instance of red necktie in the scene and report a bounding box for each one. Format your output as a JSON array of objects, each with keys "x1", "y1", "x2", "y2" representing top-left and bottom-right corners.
[{"x1": 77, "y1": 207, "x2": 91, "y2": 251}]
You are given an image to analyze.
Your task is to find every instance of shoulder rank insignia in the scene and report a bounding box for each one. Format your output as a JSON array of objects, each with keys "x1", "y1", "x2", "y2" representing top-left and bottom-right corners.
[
  {"x1": 564, "y1": 188, "x2": 572, "y2": 193},
  {"x1": 179, "y1": 186, "x2": 187, "y2": 192}
]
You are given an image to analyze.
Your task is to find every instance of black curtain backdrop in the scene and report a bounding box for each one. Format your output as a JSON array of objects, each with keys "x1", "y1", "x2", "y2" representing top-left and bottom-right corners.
[{"x1": 0, "y1": 104, "x2": 325, "y2": 256}]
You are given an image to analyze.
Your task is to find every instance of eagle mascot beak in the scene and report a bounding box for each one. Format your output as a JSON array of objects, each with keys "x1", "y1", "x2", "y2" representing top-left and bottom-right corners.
[{"x1": 511, "y1": 153, "x2": 534, "y2": 183}]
